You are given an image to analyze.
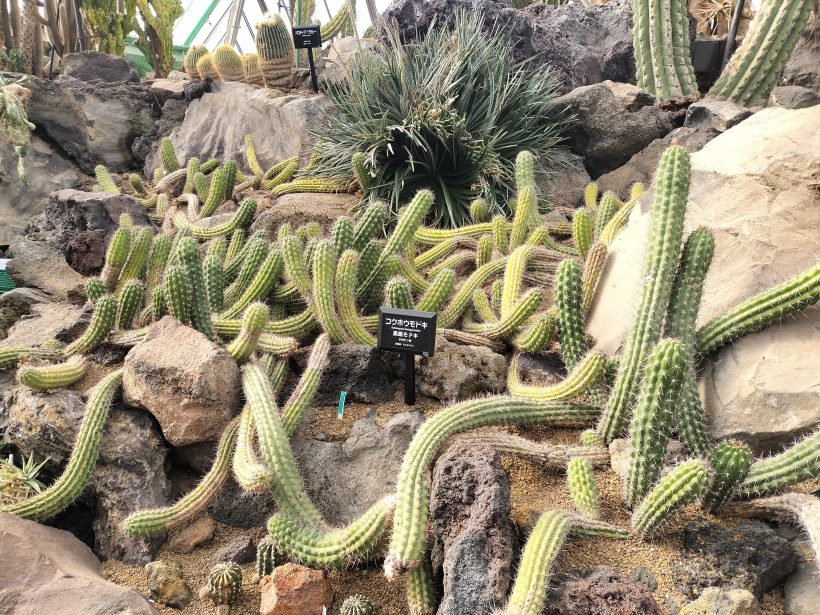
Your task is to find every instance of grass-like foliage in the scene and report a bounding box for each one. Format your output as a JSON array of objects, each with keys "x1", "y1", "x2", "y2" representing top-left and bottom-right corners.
[{"x1": 309, "y1": 11, "x2": 569, "y2": 227}]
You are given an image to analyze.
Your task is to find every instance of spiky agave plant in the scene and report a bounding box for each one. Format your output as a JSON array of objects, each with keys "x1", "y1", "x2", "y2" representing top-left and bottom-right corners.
[
  {"x1": 307, "y1": 10, "x2": 569, "y2": 227},
  {"x1": 0, "y1": 452, "x2": 47, "y2": 506}
]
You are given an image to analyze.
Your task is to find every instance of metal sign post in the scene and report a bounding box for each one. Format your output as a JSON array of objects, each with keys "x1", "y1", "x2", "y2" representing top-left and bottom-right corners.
[
  {"x1": 292, "y1": 24, "x2": 321, "y2": 93},
  {"x1": 377, "y1": 307, "x2": 437, "y2": 406}
]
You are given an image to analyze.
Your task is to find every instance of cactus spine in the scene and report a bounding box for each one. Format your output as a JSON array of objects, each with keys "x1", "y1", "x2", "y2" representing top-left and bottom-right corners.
[
  {"x1": 340, "y1": 594, "x2": 374, "y2": 615},
  {"x1": 708, "y1": 0, "x2": 815, "y2": 106},
  {"x1": 183, "y1": 44, "x2": 208, "y2": 78},
  {"x1": 632, "y1": 0, "x2": 698, "y2": 103},
  {"x1": 631, "y1": 459, "x2": 709, "y2": 536},
  {"x1": 508, "y1": 351, "x2": 605, "y2": 401},
  {"x1": 116, "y1": 227, "x2": 152, "y2": 293},
  {"x1": 226, "y1": 302, "x2": 270, "y2": 362},
  {"x1": 501, "y1": 245, "x2": 536, "y2": 319},
  {"x1": 63, "y1": 296, "x2": 117, "y2": 356},
  {"x1": 159, "y1": 137, "x2": 179, "y2": 173},
  {"x1": 593, "y1": 193, "x2": 620, "y2": 239},
  {"x1": 738, "y1": 429, "x2": 820, "y2": 497},
  {"x1": 416, "y1": 268, "x2": 456, "y2": 313},
  {"x1": 336, "y1": 250, "x2": 377, "y2": 345},
  {"x1": 1, "y1": 371, "x2": 122, "y2": 520},
  {"x1": 624, "y1": 339, "x2": 686, "y2": 507},
  {"x1": 256, "y1": 14, "x2": 294, "y2": 88},
  {"x1": 703, "y1": 439, "x2": 753, "y2": 511},
  {"x1": 208, "y1": 562, "x2": 242, "y2": 605},
  {"x1": 116, "y1": 279, "x2": 144, "y2": 329},
  {"x1": 17, "y1": 356, "x2": 86, "y2": 390},
  {"x1": 470, "y1": 199, "x2": 490, "y2": 224},
  {"x1": 555, "y1": 259, "x2": 588, "y2": 370},
  {"x1": 385, "y1": 396, "x2": 598, "y2": 576},
  {"x1": 572, "y1": 209, "x2": 593, "y2": 259},
  {"x1": 598, "y1": 146, "x2": 689, "y2": 443},
  {"x1": 567, "y1": 457, "x2": 600, "y2": 517},
  {"x1": 312, "y1": 240, "x2": 349, "y2": 342}
]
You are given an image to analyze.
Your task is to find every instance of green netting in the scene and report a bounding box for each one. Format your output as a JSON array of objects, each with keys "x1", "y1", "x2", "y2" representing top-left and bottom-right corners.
[
  {"x1": 124, "y1": 36, "x2": 187, "y2": 76},
  {"x1": 0, "y1": 270, "x2": 15, "y2": 293}
]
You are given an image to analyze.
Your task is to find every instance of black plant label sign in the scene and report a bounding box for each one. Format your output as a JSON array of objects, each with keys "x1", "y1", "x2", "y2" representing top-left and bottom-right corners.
[
  {"x1": 292, "y1": 25, "x2": 321, "y2": 49},
  {"x1": 377, "y1": 308, "x2": 437, "y2": 357}
]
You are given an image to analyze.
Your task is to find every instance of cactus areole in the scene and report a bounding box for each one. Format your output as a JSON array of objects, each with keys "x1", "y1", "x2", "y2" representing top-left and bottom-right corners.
[{"x1": 377, "y1": 307, "x2": 437, "y2": 405}]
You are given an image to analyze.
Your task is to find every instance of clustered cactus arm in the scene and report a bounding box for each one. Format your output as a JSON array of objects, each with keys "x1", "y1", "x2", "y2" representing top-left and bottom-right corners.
[
  {"x1": 16, "y1": 355, "x2": 86, "y2": 391},
  {"x1": 507, "y1": 351, "x2": 605, "y2": 401}
]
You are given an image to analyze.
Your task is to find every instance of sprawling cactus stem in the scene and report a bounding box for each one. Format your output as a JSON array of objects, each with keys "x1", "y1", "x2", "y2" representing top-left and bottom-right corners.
[
  {"x1": 197, "y1": 53, "x2": 220, "y2": 80},
  {"x1": 203, "y1": 254, "x2": 225, "y2": 313},
  {"x1": 592, "y1": 193, "x2": 618, "y2": 238},
  {"x1": 352, "y1": 201, "x2": 385, "y2": 250},
  {"x1": 64, "y1": 296, "x2": 117, "y2": 356},
  {"x1": 266, "y1": 494, "x2": 395, "y2": 568},
  {"x1": 125, "y1": 417, "x2": 239, "y2": 536},
  {"x1": 439, "y1": 258, "x2": 508, "y2": 327},
  {"x1": 472, "y1": 289, "x2": 496, "y2": 323},
  {"x1": 256, "y1": 535, "x2": 281, "y2": 580},
  {"x1": 703, "y1": 439, "x2": 753, "y2": 512},
  {"x1": 598, "y1": 146, "x2": 689, "y2": 443},
  {"x1": 116, "y1": 227, "x2": 152, "y2": 294},
  {"x1": 492, "y1": 215, "x2": 510, "y2": 255},
  {"x1": 708, "y1": 0, "x2": 815, "y2": 106},
  {"x1": 116, "y1": 279, "x2": 144, "y2": 329},
  {"x1": 567, "y1": 457, "x2": 600, "y2": 516},
  {"x1": 164, "y1": 264, "x2": 192, "y2": 325},
  {"x1": 501, "y1": 245, "x2": 536, "y2": 318},
  {"x1": 385, "y1": 396, "x2": 599, "y2": 577},
  {"x1": 243, "y1": 363, "x2": 324, "y2": 525},
  {"x1": 580, "y1": 429, "x2": 604, "y2": 447},
  {"x1": 666, "y1": 227, "x2": 715, "y2": 348},
  {"x1": 177, "y1": 237, "x2": 215, "y2": 339},
  {"x1": 281, "y1": 334, "x2": 331, "y2": 435},
  {"x1": 386, "y1": 275, "x2": 414, "y2": 310},
  {"x1": 330, "y1": 217, "x2": 354, "y2": 255},
  {"x1": 572, "y1": 209, "x2": 593, "y2": 259},
  {"x1": 321, "y1": 0, "x2": 355, "y2": 40},
  {"x1": 696, "y1": 263, "x2": 820, "y2": 356},
  {"x1": 467, "y1": 198, "x2": 489, "y2": 224},
  {"x1": 584, "y1": 182, "x2": 599, "y2": 210},
  {"x1": 415, "y1": 221, "x2": 497, "y2": 245},
  {"x1": 0, "y1": 348, "x2": 59, "y2": 371},
  {"x1": 1, "y1": 371, "x2": 122, "y2": 520},
  {"x1": 632, "y1": 459, "x2": 709, "y2": 537},
  {"x1": 151, "y1": 286, "x2": 166, "y2": 323},
  {"x1": 351, "y1": 152, "x2": 372, "y2": 191},
  {"x1": 101, "y1": 227, "x2": 132, "y2": 290},
  {"x1": 159, "y1": 137, "x2": 180, "y2": 173},
  {"x1": 504, "y1": 509, "x2": 570, "y2": 615},
  {"x1": 406, "y1": 553, "x2": 436, "y2": 615},
  {"x1": 86, "y1": 278, "x2": 107, "y2": 304},
  {"x1": 464, "y1": 288, "x2": 543, "y2": 339},
  {"x1": 555, "y1": 259, "x2": 588, "y2": 369},
  {"x1": 93, "y1": 165, "x2": 120, "y2": 195},
  {"x1": 261, "y1": 158, "x2": 299, "y2": 190},
  {"x1": 632, "y1": 0, "x2": 698, "y2": 103},
  {"x1": 208, "y1": 562, "x2": 242, "y2": 606},
  {"x1": 624, "y1": 339, "x2": 685, "y2": 508},
  {"x1": 737, "y1": 429, "x2": 820, "y2": 497},
  {"x1": 474, "y1": 233, "x2": 492, "y2": 267},
  {"x1": 182, "y1": 198, "x2": 257, "y2": 240},
  {"x1": 340, "y1": 593, "x2": 375, "y2": 615},
  {"x1": 675, "y1": 375, "x2": 711, "y2": 457},
  {"x1": 453, "y1": 431, "x2": 610, "y2": 470},
  {"x1": 16, "y1": 356, "x2": 86, "y2": 391},
  {"x1": 146, "y1": 234, "x2": 173, "y2": 292},
  {"x1": 183, "y1": 44, "x2": 208, "y2": 78},
  {"x1": 510, "y1": 186, "x2": 537, "y2": 250},
  {"x1": 581, "y1": 241, "x2": 607, "y2": 317},
  {"x1": 198, "y1": 166, "x2": 227, "y2": 219},
  {"x1": 599, "y1": 192, "x2": 640, "y2": 246},
  {"x1": 335, "y1": 250, "x2": 377, "y2": 345},
  {"x1": 221, "y1": 249, "x2": 284, "y2": 319},
  {"x1": 233, "y1": 405, "x2": 273, "y2": 493},
  {"x1": 508, "y1": 351, "x2": 605, "y2": 401},
  {"x1": 271, "y1": 177, "x2": 352, "y2": 197},
  {"x1": 256, "y1": 14, "x2": 294, "y2": 88},
  {"x1": 225, "y1": 237, "x2": 269, "y2": 304},
  {"x1": 311, "y1": 240, "x2": 349, "y2": 342},
  {"x1": 226, "y1": 302, "x2": 270, "y2": 362},
  {"x1": 512, "y1": 311, "x2": 558, "y2": 354}
]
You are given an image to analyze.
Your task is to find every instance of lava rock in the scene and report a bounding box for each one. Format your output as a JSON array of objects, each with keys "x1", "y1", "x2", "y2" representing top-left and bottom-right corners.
[
  {"x1": 430, "y1": 443, "x2": 515, "y2": 615},
  {"x1": 417, "y1": 335, "x2": 507, "y2": 402},
  {"x1": 553, "y1": 566, "x2": 662, "y2": 615},
  {"x1": 167, "y1": 516, "x2": 216, "y2": 554},
  {"x1": 0, "y1": 512, "x2": 158, "y2": 614},
  {"x1": 769, "y1": 85, "x2": 820, "y2": 110},
  {"x1": 676, "y1": 518, "x2": 797, "y2": 599},
  {"x1": 6, "y1": 238, "x2": 87, "y2": 302},
  {"x1": 0, "y1": 288, "x2": 50, "y2": 341},
  {"x1": 684, "y1": 100, "x2": 753, "y2": 133},
  {"x1": 145, "y1": 560, "x2": 193, "y2": 609},
  {"x1": 679, "y1": 587, "x2": 760, "y2": 615},
  {"x1": 32, "y1": 189, "x2": 156, "y2": 275},
  {"x1": 780, "y1": 25, "x2": 820, "y2": 93},
  {"x1": 212, "y1": 535, "x2": 256, "y2": 564},
  {"x1": 783, "y1": 538, "x2": 820, "y2": 615},
  {"x1": 132, "y1": 98, "x2": 190, "y2": 166},
  {"x1": 259, "y1": 563, "x2": 333, "y2": 615},
  {"x1": 0, "y1": 300, "x2": 89, "y2": 349},
  {"x1": 63, "y1": 51, "x2": 140, "y2": 83},
  {"x1": 122, "y1": 316, "x2": 242, "y2": 447},
  {"x1": 208, "y1": 475, "x2": 276, "y2": 529}
]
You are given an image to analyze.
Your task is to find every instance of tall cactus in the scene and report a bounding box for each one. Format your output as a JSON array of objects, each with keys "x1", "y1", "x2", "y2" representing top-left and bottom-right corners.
[
  {"x1": 708, "y1": 0, "x2": 815, "y2": 106},
  {"x1": 572, "y1": 209, "x2": 593, "y2": 259},
  {"x1": 336, "y1": 250, "x2": 377, "y2": 345},
  {"x1": 101, "y1": 227, "x2": 131, "y2": 290},
  {"x1": 256, "y1": 14, "x2": 294, "y2": 89},
  {"x1": 312, "y1": 240, "x2": 349, "y2": 342},
  {"x1": 116, "y1": 279, "x2": 145, "y2": 330},
  {"x1": 567, "y1": 457, "x2": 600, "y2": 517},
  {"x1": 555, "y1": 259, "x2": 588, "y2": 370},
  {"x1": 177, "y1": 237, "x2": 214, "y2": 339},
  {"x1": 598, "y1": 146, "x2": 689, "y2": 443},
  {"x1": 407, "y1": 554, "x2": 437, "y2": 615},
  {"x1": 632, "y1": 0, "x2": 698, "y2": 103}
]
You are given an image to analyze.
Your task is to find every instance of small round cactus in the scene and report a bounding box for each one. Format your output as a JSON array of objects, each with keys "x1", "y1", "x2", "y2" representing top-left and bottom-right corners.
[
  {"x1": 340, "y1": 594, "x2": 374, "y2": 615},
  {"x1": 208, "y1": 562, "x2": 242, "y2": 605}
]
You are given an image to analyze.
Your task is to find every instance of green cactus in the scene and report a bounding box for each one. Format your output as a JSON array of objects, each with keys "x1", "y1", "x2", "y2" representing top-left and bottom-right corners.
[
  {"x1": 501, "y1": 245, "x2": 536, "y2": 319},
  {"x1": 280, "y1": 334, "x2": 331, "y2": 435},
  {"x1": 116, "y1": 279, "x2": 144, "y2": 329},
  {"x1": 624, "y1": 339, "x2": 686, "y2": 508},
  {"x1": 737, "y1": 429, "x2": 820, "y2": 497},
  {"x1": 225, "y1": 236, "x2": 269, "y2": 304},
  {"x1": 599, "y1": 190, "x2": 641, "y2": 246},
  {"x1": 198, "y1": 167, "x2": 227, "y2": 219},
  {"x1": 472, "y1": 289, "x2": 496, "y2": 323},
  {"x1": 177, "y1": 237, "x2": 215, "y2": 339},
  {"x1": 416, "y1": 268, "x2": 456, "y2": 313},
  {"x1": 222, "y1": 160, "x2": 238, "y2": 201},
  {"x1": 708, "y1": 0, "x2": 815, "y2": 106},
  {"x1": 386, "y1": 275, "x2": 414, "y2": 310},
  {"x1": 146, "y1": 234, "x2": 173, "y2": 292},
  {"x1": 233, "y1": 405, "x2": 273, "y2": 493},
  {"x1": 116, "y1": 227, "x2": 153, "y2": 293},
  {"x1": 321, "y1": 0, "x2": 355, "y2": 40},
  {"x1": 159, "y1": 137, "x2": 179, "y2": 173},
  {"x1": 510, "y1": 186, "x2": 537, "y2": 250},
  {"x1": 101, "y1": 227, "x2": 132, "y2": 290},
  {"x1": 240, "y1": 52, "x2": 266, "y2": 87},
  {"x1": 696, "y1": 262, "x2": 820, "y2": 356},
  {"x1": 581, "y1": 241, "x2": 607, "y2": 317},
  {"x1": 631, "y1": 459, "x2": 709, "y2": 537},
  {"x1": 183, "y1": 197, "x2": 257, "y2": 240},
  {"x1": 255, "y1": 14, "x2": 295, "y2": 89},
  {"x1": 332, "y1": 216, "x2": 355, "y2": 254},
  {"x1": 261, "y1": 157, "x2": 299, "y2": 190},
  {"x1": 476, "y1": 234, "x2": 493, "y2": 267},
  {"x1": 580, "y1": 429, "x2": 604, "y2": 447},
  {"x1": 86, "y1": 278, "x2": 107, "y2": 304},
  {"x1": 598, "y1": 146, "x2": 689, "y2": 443},
  {"x1": 512, "y1": 311, "x2": 558, "y2": 354},
  {"x1": 225, "y1": 249, "x2": 284, "y2": 320},
  {"x1": 63, "y1": 296, "x2": 117, "y2": 356},
  {"x1": 555, "y1": 259, "x2": 588, "y2": 370},
  {"x1": 164, "y1": 264, "x2": 192, "y2": 325},
  {"x1": 151, "y1": 286, "x2": 166, "y2": 322},
  {"x1": 213, "y1": 44, "x2": 245, "y2": 82},
  {"x1": 464, "y1": 288, "x2": 542, "y2": 339},
  {"x1": 492, "y1": 214, "x2": 509, "y2": 255},
  {"x1": 455, "y1": 431, "x2": 610, "y2": 470},
  {"x1": 439, "y1": 258, "x2": 508, "y2": 328},
  {"x1": 340, "y1": 594, "x2": 374, "y2": 615},
  {"x1": 703, "y1": 439, "x2": 753, "y2": 512},
  {"x1": 352, "y1": 152, "x2": 372, "y2": 191},
  {"x1": 385, "y1": 395, "x2": 598, "y2": 577},
  {"x1": 226, "y1": 302, "x2": 270, "y2": 362},
  {"x1": 183, "y1": 44, "x2": 208, "y2": 78},
  {"x1": 507, "y1": 351, "x2": 605, "y2": 401},
  {"x1": 336, "y1": 250, "x2": 377, "y2": 345},
  {"x1": 632, "y1": 0, "x2": 698, "y2": 103},
  {"x1": 415, "y1": 221, "x2": 497, "y2": 245},
  {"x1": 16, "y1": 355, "x2": 86, "y2": 391},
  {"x1": 256, "y1": 535, "x2": 281, "y2": 579},
  {"x1": 407, "y1": 554, "x2": 437, "y2": 615},
  {"x1": 203, "y1": 254, "x2": 225, "y2": 313},
  {"x1": 208, "y1": 562, "x2": 242, "y2": 605},
  {"x1": 567, "y1": 457, "x2": 600, "y2": 517},
  {"x1": 93, "y1": 165, "x2": 120, "y2": 195},
  {"x1": 415, "y1": 238, "x2": 459, "y2": 268},
  {"x1": 515, "y1": 150, "x2": 535, "y2": 193},
  {"x1": 312, "y1": 239, "x2": 349, "y2": 343},
  {"x1": 1, "y1": 370, "x2": 122, "y2": 520},
  {"x1": 666, "y1": 228, "x2": 715, "y2": 347},
  {"x1": 572, "y1": 209, "x2": 593, "y2": 259},
  {"x1": 470, "y1": 199, "x2": 490, "y2": 224},
  {"x1": 125, "y1": 417, "x2": 239, "y2": 535},
  {"x1": 593, "y1": 193, "x2": 620, "y2": 239}
]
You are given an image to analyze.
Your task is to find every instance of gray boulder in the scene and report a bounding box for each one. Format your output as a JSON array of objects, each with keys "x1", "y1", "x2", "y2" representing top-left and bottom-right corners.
[
  {"x1": 0, "y1": 512, "x2": 158, "y2": 614},
  {"x1": 684, "y1": 99, "x2": 753, "y2": 133},
  {"x1": 679, "y1": 587, "x2": 760, "y2": 615},
  {"x1": 0, "y1": 300, "x2": 88, "y2": 350},
  {"x1": 32, "y1": 189, "x2": 155, "y2": 275},
  {"x1": 769, "y1": 85, "x2": 820, "y2": 110},
  {"x1": 6, "y1": 238, "x2": 87, "y2": 302},
  {"x1": 780, "y1": 25, "x2": 820, "y2": 93},
  {"x1": 430, "y1": 443, "x2": 515, "y2": 615},
  {"x1": 0, "y1": 136, "x2": 78, "y2": 245},
  {"x1": 0, "y1": 287, "x2": 50, "y2": 340},
  {"x1": 62, "y1": 51, "x2": 139, "y2": 83},
  {"x1": 250, "y1": 193, "x2": 360, "y2": 235},
  {"x1": 418, "y1": 335, "x2": 507, "y2": 402}
]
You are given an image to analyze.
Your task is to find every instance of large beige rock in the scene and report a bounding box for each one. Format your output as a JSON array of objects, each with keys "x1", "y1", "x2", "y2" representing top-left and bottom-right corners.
[
  {"x1": 6, "y1": 238, "x2": 87, "y2": 303},
  {"x1": 123, "y1": 316, "x2": 241, "y2": 446},
  {"x1": 0, "y1": 512, "x2": 158, "y2": 614},
  {"x1": 250, "y1": 192, "x2": 359, "y2": 235},
  {"x1": 587, "y1": 106, "x2": 820, "y2": 451}
]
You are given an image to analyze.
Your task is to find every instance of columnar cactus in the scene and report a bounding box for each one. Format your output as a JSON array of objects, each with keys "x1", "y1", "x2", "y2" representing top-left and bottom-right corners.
[
  {"x1": 501, "y1": 245, "x2": 537, "y2": 319},
  {"x1": 208, "y1": 562, "x2": 242, "y2": 605},
  {"x1": 666, "y1": 228, "x2": 715, "y2": 348},
  {"x1": 631, "y1": 459, "x2": 709, "y2": 536},
  {"x1": 632, "y1": 0, "x2": 698, "y2": 103},
  {"x1": 555, "y1": 259, "x2": 588, "y2": 370},
  {"x1": 407, "y1": 555, "x2": 437, "y2": 615},
  {"x1": 280, "y1": 334, "x2": 331, "y2": 435},
  {"x1": 352, "y1": 152, "x2": 372, "y2": 192},
  {"x1": 385, "y1": 396, "x2": 598, "y2": 576},
  {"x1": 116, "y1": 279, "x2": 144, "y2": 329},
  {"x1": 340, "y1": 594, "x2": 374, "y2": 615},
  {"x1": 256, "y1": 14, "x2": 295, "y2": 89},
  {"x1": 510, "y1": 186, "x2": 536, "y2": 250},
  {"x1": 199, "y1": 167, "x2": 228, "y2": 219},
  {"x1": 476, "y1": 234, "x2": 493, "y2": 267},
  {"x1": 321, "y1": 0, "x2": 355, "y2": 41},
  {"x1": 17, "y1": 356, "x2": 87, "y2": 391},
  {"x1": 472, "y1": 289, "x2": 496, "y2": 323},
  {"x1": 624, "y1": 339, "x2": 686, "y2": 508},
  {"x1": 125, "y1": 418, "x2": 240, "y2": 535},
  {"x1": 738, "y1": 429, "x2": 820, "y2": 497},
  {"x1": 336, "y1": 250, "x2": 377, "y2": 345},
  {"x1": 164, "y1": 264, "x2": 192, "y2": 325},
  {"x1": 255, "y1": 535, "x2": 281, "y2": 579},
  {"x1": 439, "y1": 259, "x2": 508, "y2": 328},
  {"x1": 507, "y1": 351, "x2": 605, "y2": 401},
  {"x1": 492, "y1": 215, "x2": 509, "y2": 255},
  {"x1": 222, "y1": 249, "x2": 284, "y2": 319},
  {"x1": 581, "y1": 241, "x2": 607, "y2": 316},
  {"x1": 332, "y1": 216, "x2": 355, "y2": 254},
  {"x1": 572, "y1": 209, "x2": 593, "y2": 259},
  {"x1": 580, "y1": 429, "x2": 604, "y2": 447},
  {"x1": 455, "y1": 431, "x2": 610, "y2": 470},
  {"x1": 203, "y1": 254, "x2": 225, "y2": 313},
  {"x1": 183, "y1": 44, "x2": 208, "y2": 78},
  {"x1": 159, "y1": 137, "x2": 179, "y2": 173},
  {"x1": 86, "y1": 278, "x2": 107, "y2": 304},
  {"x1": 146, "y1": 234, "x2": 173, "y2": 292},
  {"x1": 177, "y1": 237, "x2": 215, "y2": 339},
  {"x1": 233, "y1": 406, "x2": 273, "y2": 493},
  {"x1": 116, "y1": 227, "x2": 152, "y2": 293},
  {"x1": 93, "y1": 165, "x2": 120, "y2": 195},
  {"x1": 512, "y1": 311, "x2": 558, "y2": 354},
  {"x1": 696, "y1": 262, "x2": 820, "y2": 356},
  {"x1": 1, "y1": 370, "x2": 123, "y2": 519},
  {"x1": 101, "y1": 227, "x2": 131, "y2": 289},
  {"x1": 241, "y1": 52, "x2": 266, "y2": 87},
  {"x1": 708, "y1": 0, "x2": 815, "y2": 106},
  {"x1": 593, "y1": 193, "x2": 619, "y2": 239},
  {"x1": 598, "y1": 146, "x2": 689, "y2": 442},
  {"x1": 703, "y1": 439, "x2": 753, "y2": 511},
  {"x1": 567, "y1": 457, "x2": 600, "y2": 517},
  {"x1": 151, "y1": 286, "x2": 166, "y2": 322},
  {"x1": 386, "y1": 275, "x2": 414, "y2": 310},
  {"x1": 226, "y1": 302, "x2": 270, "y2": 362},
  {"x1": 464, "y1": 288, "x2": 543, "y2": 339},
  {"x1": 311, "y1": 239, "x2": 348, "y2": 342},
  {"x1": 64, "y1": 296, "x2": 117, "y2": 356},
  {"x1": 470, "y1": 199, "x2": 490, "y2": 224},
  {"x1": 225, "y1": 236, "x2": 269, "y2": 304}
]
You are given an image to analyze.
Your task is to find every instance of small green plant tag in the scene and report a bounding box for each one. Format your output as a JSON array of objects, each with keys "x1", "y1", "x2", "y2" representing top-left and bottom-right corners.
[{"x1": 338, "y1": 391, "x2": 347, "y2": 419}]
